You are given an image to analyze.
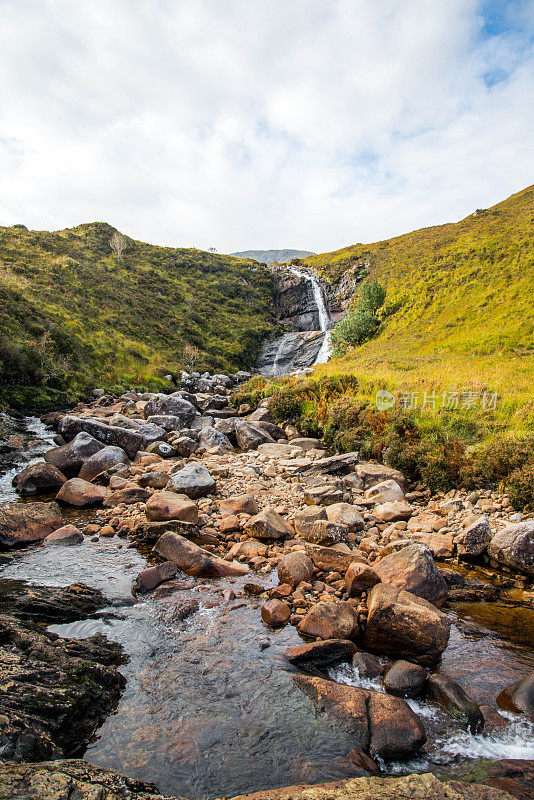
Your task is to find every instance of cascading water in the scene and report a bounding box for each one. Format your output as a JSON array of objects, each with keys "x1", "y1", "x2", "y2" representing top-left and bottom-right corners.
[{"x1": 288, "y1": 267, "x2": 331, "y2": 365}]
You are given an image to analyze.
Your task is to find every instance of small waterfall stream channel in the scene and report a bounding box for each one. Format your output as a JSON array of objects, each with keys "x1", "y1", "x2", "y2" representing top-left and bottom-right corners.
[{"x1": 0, "y1": 392, "x2": 533, "y2": 797}]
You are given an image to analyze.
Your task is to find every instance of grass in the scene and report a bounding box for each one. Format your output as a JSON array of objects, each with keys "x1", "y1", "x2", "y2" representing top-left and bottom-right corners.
[{"x1": 0, "y1": 222, "x2": 276, "y2": 409}]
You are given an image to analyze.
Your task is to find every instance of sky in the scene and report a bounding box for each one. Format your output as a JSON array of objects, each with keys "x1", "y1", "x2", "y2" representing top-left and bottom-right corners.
[{"x1": 0, "y1": 0, "x2": 532, "y2": 254}]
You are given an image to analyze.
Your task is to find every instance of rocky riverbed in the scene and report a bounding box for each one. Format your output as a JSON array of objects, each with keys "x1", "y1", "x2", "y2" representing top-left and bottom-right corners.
[{"x1": 0, "y1": 372, "x2": 532, "y2": 800}]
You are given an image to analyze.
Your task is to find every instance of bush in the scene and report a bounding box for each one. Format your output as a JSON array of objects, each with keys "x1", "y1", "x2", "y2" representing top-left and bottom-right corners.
[
  {"x1": 507, "y1": 464, "x2": 534, "y2": 510},
  {"x1": 461, "y1": 435, "x2": 534, "y2": 487},
  {"x1": 330, "y1": 279, "x2": 386, "y2": 355}
]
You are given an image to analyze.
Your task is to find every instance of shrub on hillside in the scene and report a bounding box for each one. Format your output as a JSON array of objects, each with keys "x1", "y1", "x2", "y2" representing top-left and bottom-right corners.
[
  {"x1": 330, "y1": 279, "x2": 386, "y2": 355},
  {"x1": 461, "y1": 435, "x2": 534, "y2": 487},
  {"x1": 507, "y1": 464, "x2": 534, "y2": 510}
]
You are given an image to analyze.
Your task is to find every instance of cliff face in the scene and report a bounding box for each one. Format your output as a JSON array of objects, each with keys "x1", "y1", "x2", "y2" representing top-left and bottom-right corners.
[{"x1": 271, "y1": 268, "x2": 319, "y2": 331}]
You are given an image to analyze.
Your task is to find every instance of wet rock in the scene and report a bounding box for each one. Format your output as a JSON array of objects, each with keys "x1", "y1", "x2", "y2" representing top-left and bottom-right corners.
[
  {"x1": 154, "y1": 532, "x2": 248, "y2": 578},
  {"x1": 427, "y1": 673, "x2": 484, "y2": 733},
  {"x1": 245, "y1": 508, "x2": 293, "y2": 540},
  {"x1": 132, "y1": 519, "x2": 216, "y2": 548},
  {"x1": 167, "y1": 463, "x2": 216, "y2": 499},
  {"x1": 363, "y1": 583, "x2": 452, "y2": 666},
  {"x1": 133, "y1": 561, "x2": 178, "y2": 593},
  {"x1": 0, "y1": 501, "x2": 63, "y2": 547},
  {"x1": 488, "y1": 521, "x2": 534, "y2": 576},
  {"x1": 454, "y1": 516, "x2": 492, "y2": 558},
  {"x1": 43, "y1": 524, "x2": 83, "y2": 546},
  {"x1": 0, "y1": 580, "x2": 106, "y2": 622},
  {"x1": 367, "y1": 690, "x2": 426, "y2": 759},
  {"x1": 365, "y1": 480, "x2": 405, "y2": 504},
  {"x1": 277, "y1": 552, "x2": 314, "y2": 587},
  {"x1": 383, "y1": 660, "x2": 428, "y2": 698},
  {"x1": 352, "y1": 652, "x2": 383, "y2": 680},
  {"x1": 59, "y1": 416, "x2": 145, "y2": 458},
  {"x1": 497, "y1": 672, "x2": 534, "y2": 717},
  {"x1": 145, "y1": 491, "x2": 199, "y2": 523},
  {"x1": 219, "y1": 494, "x2": 259, "y2": 516},
  {"x1": 325, "y1": 503, "x2": 365, "y2": 533},
  {"x1": 374, "y1": 543, "x2": 448, "y2": 606},
  {"x1": 285, "y1": 639, "x2": 357, "y2": 669},
  {"x1": 78, "y1": 445, "x2": 130, "y2": 481},
  {"x1": 56, "y1": 477, "x2": 109, "y2": 507},
  {"x1": 0, "y1": 614, "x2": 125, "y2": 762},
  {"x1": 13, "y1": 461, "x2": 67, "y2": 496},
  {"x1": 44, "y1": 431, "x2": 106, "y2": 475},
  {"x1": 373, "y1": 501, "x2": 413, "y2": 522},
  {"x1": 298, "y1": 601, "x2": 359, "y2": 641},
  {"x1": 293, "y1": 674, "x2": 369, "y2": 750},
  {"x1": 0, "y1": 759, "x2": 181, "y2": 800},
  {"x1": 244, "y1": 582, "x2": 265, "y2": 596},
  {"x1": 235, "y1": 419, "x2": 274, "y2": 450},
  {"x1": 143, "y1": 393, "x2": 197, "y2": 426},
  {"x1": 345, "y1": 562, "x2": 381, "y2": 596},
  {"x1": 261, "y1": 599, "x2": 291, "y2": 627}
]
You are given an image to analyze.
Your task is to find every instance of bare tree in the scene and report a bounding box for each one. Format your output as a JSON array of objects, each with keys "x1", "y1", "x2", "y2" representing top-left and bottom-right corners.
[{"x1": 109, "y1": 230, "x2": 127, "y2": 263}]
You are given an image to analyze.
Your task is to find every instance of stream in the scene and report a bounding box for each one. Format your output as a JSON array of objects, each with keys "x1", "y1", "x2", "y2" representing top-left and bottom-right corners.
[{"x1": 0, "y1": 417, "x2": 533, "y2": 799}]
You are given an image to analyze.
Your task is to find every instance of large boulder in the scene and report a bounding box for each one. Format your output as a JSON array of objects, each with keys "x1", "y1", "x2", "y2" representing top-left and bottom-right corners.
[
  {"x1": 44, "y1": 432, "x2": 105, "y2": 475},
  {"x1": 373, "y1": 543, "x2": 448, "y2": 606},
  {"x1": 365, "y1": 480, "x2": 405, "y2": 504},
  {"x1": 244, "y1": 508, "x2": 293, "y2": 540},
  {"x1": 43, "y1": 525, "x2": 83, "y2": 547},
  {"x1": 497, "y1": 671, "x2": 534, "y2": 716},
  {"x1": 78, "y1": 446, "x2": 129, "y2": 481},
  {"x1": 297, "y1": 601, "x2": 359, "y2": 641},
  {"x1": 261, "y1": 600, "x2": 290, "y2": 628},
  {"x1": 0, "y1": 502, "x2": 63, "y2": 547},
  {"x1": 304, "y1": 519, "x2": 348, "y2": 546},
  {"x1": 304, "y1": 543, "x2": 362, "y2": 573},
  {"x1": 383, "y1": 660, "x2": 428, "y2": 698},
  {"x1": 277, "y1": 552, "x2": 314, "y2": 587},
  {"x1": 488, "y1": 521, "x2": 534, "y2": 576},
  {"x1": 143, "y1": 393, "x2": 197, "y2": 426},
  {"x1": 154, "y1": 532, "x2": 248, "y2": 577},
  {"x1": 345, "y1": 562, "x2": 381, "y2": 596},
  {"x1": 427, "y1": 673, "x2": 484, "y2": 733},
  {"x1": 454, "y1": 515, "x2": 492, "y2": 558},
  {"x1": 56, "y1": 478, "x2": 109, "y2": 508},
  {"x1": 325, "y1": 503, "x2": 365, "y2": 532},
  {"x1": 198, "y1": 426, "x2": 234, "y2": 453},
  {"x1": 166, "y1": 464, "x2": 216, "y2": 499},
  {"x1": 145, "y1": 491, "x2": 198, "y2": 524},
  {"x1": 363, "y1": 583, "x2": 451, "y2": 666},
  {"x1": 285, "y1": 639, "x2": 357, "y2": 669},
  {"x1": 234, "y1": 419, "x2": 274, "y2": 451},
  {"x1": 12, "y1": 461, "x2": 66, "y2": 497},
  {"x1": 293, "y1": 506, "x2": 327, "y2": 537},
  {"x1": 58, "y1": 416, "x2": 145, "y2": 458},
  {"x1": 219, "y1": 494, "x2": 259, "y2": 516}
]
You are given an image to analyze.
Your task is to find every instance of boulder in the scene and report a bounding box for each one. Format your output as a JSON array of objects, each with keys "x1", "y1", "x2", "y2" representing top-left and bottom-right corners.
[
  {"x1": 143, "y1": 393, "x2": 197, "y2": 426},
  {"x1": 257, "y1": 443, "x2": 304, "y2": 458},
  {"x1": 0, "y1": 580, "x2": 106, "y2": 622},
  {"x1": 454, "y1": 516, "x2": 492, "y2": 558},
  {"x1": 0, "y1": 502, "x2": 63, "y2": 547},
  {"x1": 497, "y1": 672, "x2": 534, "y2": 716},
  {"x1": 408, "y1": 532, "x2": 454, "y2": 559},
  {"x1": 294, "y1": 675, "x2": 369, "y2": 751},
  {"x1": 153, "y1": 532, "x2": 248, "y2": 578},
  {"x1": 488, "y1": 521, "x2": 534, "y2": 576},
  {"x1": 58, "y1": 416, "x2": 145, "y2": 458},
  {"x1": 297, "y1": 601, "x2": 359, "y2": 641},
  {"x1": 366, "y1": 691, "x2": 426, "y2": 760},
  {"x1": 56, "y1": 478, "x2": 109, "y2": 508},
  {"x1": 43, "y1": 525, "x2": 83, "y2": 546},
  {"x1": 373, "y1": 543, "x2": 448, "y2": 606},
  {"x1": 146, "y1": 414, "x2": 189, "y2": 432},
  {"x1": 303, "y1": 485, "x2": 345, "y2": 506},
  {"x1": 13, "y1": 462, "x2": 66, "y2": 497},
  {"x1": 290, "y1": 437, "x2": 322, "y2": 451},
  {"x1": 285, "y1": 639, "x2": 357, "y2": 669},
  {"x1": 293, "y1": 506, "x2": 327, "y2": 537},
  {"x1": 145, "y1": 491, "x2": 198, "y2": 523},
  {"x1": 352, "y1": 652, "x2": 383, "y2": 680},
  {"x1": 219, "y1": 494, "x2": 259, "y2": 516},
  {"x1": 234, "y1": 419, "x2": 274, "y2": 450},
  {"x1": 296, "y1": 452, "x2": 359, "y2": 476},
  {"x1": 427, "y1": 673, "x2": 484, "y2": 733},
  {"x1": 365, "y1": 480, "x2": 405, "y2": 504},
  {"x1": 138, "y1": 470, "x2": 169, "y2": 489},
  {"x1": 78, "y1": 446, "x2": 129, "y2": 481},
  {"x1": 133, "y1": 561, "x2": 178, "y2": 593},
  {"x1": 305, "y1": 519, "x2": 348, "y2": 546},
  {"x1": 363, "y1": 583, "x2": 452, "y2": 666},
  {"x1": 383, "y1": 660, "x2": 428, "y2": 698},
  {"x1": 345, "y1": 562, "x2": 381, "y2": 596},
  {"x1": 167, "y1": 463, "x2": 216, "y2": 499},
  {"x1": 245, "y1": 508, "x2": 293, "y2": 540},
  {"x1": 136, "y1": 423, "x2": 168, "y2": 446},
  {"x1": 325, "y1": 503, "x2": 365, "y2": 532},
  {"x1": 356, "y1": 462, "x2": 407, "y2": 490},
  {"x1": 373, "y1": 501, "x2": 413, "y2": 522},
  {"x1": 277, "y1": 552, "x2": 314, "y2": 587},
  {"x1": 261, "y1": 600, "x2": 290, "y2": 628},
  {"x1": 44, "y1": 432, "x2": 105, "y2": 475},
  {"x1": 198, "y1": 426, "x2": 234, "y2": 453},
  {"x1": 104, "y1": 484, "x2": 150, "y2": 506},
  {"x1": 173, "y1": 436, "x2": 199, "y2": 457},
  {"x1": 304, "y1": 543, "x2": 362, "y2": 573}
]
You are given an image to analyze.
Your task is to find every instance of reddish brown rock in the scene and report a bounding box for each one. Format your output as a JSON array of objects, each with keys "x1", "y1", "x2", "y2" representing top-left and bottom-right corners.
[
  {"x1": 0, "y1": 502, "x2": 63, "y2": 547},
  {"x1": 43, "y1": 525, "x2": 83, "y2": 546},
  {"x1": 285, "y1": 639, "x2": 357, "y2": 668},
  {"x1": 56, "y1": 478, "x2": 109, "y2": 508},
  {"x1": 154, "y1": 531, "x2": 248, "y2": 578},
  {"x1": 133, "y1": 561, "x2": 178, "y2": 593},
  {"x1": 367, "y1": 691, "x2": 426, "y2": 759},
  {"x1": 261, "y1": 600, "x2": 290, "y2": 628},
  {"x1": 297, "y1": 601, "x2": 358, "y2": 641},
  {"x1": 345, "y1": 562, "x2": 381, "y2": 596},
  {"x1": 145, "y1": 491, "x2": 198, "y2": 523},
  {"x1": 103, "y1": 484, "x2": 151, "y2": 506},
  {"x1": 373, "y1": 543, "x2": 448, "y2": 606},
  {"x1": 245, "y1": 508, "x2": 293, "y2": 540},
  {"x1": 13, "y1": 462, "x2": 67, "y2": 497},
  {"x1": 277, "y1": 552, "x2": 314, "y2": 587},
  {"x1": 383, "y1": 660, "x2": 428, "y2": 698},
  {"x1": 219, "y1": 494, "x2": 259, "y2": 516}
]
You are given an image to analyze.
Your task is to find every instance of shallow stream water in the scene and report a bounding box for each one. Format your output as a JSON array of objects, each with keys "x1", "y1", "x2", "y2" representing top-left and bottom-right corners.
[{"x1": 0, "y1": 417, "x2": 533, "y2": 799}]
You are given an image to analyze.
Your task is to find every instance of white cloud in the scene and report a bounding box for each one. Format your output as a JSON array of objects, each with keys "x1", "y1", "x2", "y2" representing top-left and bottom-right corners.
[{"x1": 0, "y1": 0, "x2": 532, "y2": 253}]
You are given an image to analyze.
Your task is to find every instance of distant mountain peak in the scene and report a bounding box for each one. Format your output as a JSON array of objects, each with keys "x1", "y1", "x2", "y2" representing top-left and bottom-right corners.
[{"x1": 231, "y1": 248, "x2": 315, "y2": 264}]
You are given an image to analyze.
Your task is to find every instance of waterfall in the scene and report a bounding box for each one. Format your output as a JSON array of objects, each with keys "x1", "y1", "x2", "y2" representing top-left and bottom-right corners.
[{"x1": 288, "y1": 267, "x2": 331, "y2": 364}]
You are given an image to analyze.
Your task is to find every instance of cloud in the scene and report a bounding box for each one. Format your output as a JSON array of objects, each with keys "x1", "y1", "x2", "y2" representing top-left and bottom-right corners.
[{"x1": 0, "y1": 0, "x2": 532, "y2": 252}]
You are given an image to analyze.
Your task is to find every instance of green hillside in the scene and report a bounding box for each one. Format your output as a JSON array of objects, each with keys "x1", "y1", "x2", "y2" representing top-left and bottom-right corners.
[
  {"x1": 0, "y1": 222, "x2": 275, "y2": 408},
  {"x1": 231, "y1": 249, "x2": 314, "y2": 264},
  {"x1": 302, "y1": 185, "x2": 534, "y2": 421}
]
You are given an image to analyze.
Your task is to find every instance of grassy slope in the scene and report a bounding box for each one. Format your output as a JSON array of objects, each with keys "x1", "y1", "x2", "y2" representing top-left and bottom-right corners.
[
  {"x1": 302, "y1": 185, "x2": 534, "y2": 428},
  {"x1": 0, "y1": 222, "x2": 274, "y2": 408}
]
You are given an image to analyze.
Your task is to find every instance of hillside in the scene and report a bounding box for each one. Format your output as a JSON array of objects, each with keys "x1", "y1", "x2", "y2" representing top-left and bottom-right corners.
[
  {"x1": 302, "y1": 185, "x2": 534, "y2": 423},
  {"x1": 0, "y1": 222, "x2": 275, "y2": 408},
  {"x1": 231, "y1": 249, "x2": 314, "y2": 264}
]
